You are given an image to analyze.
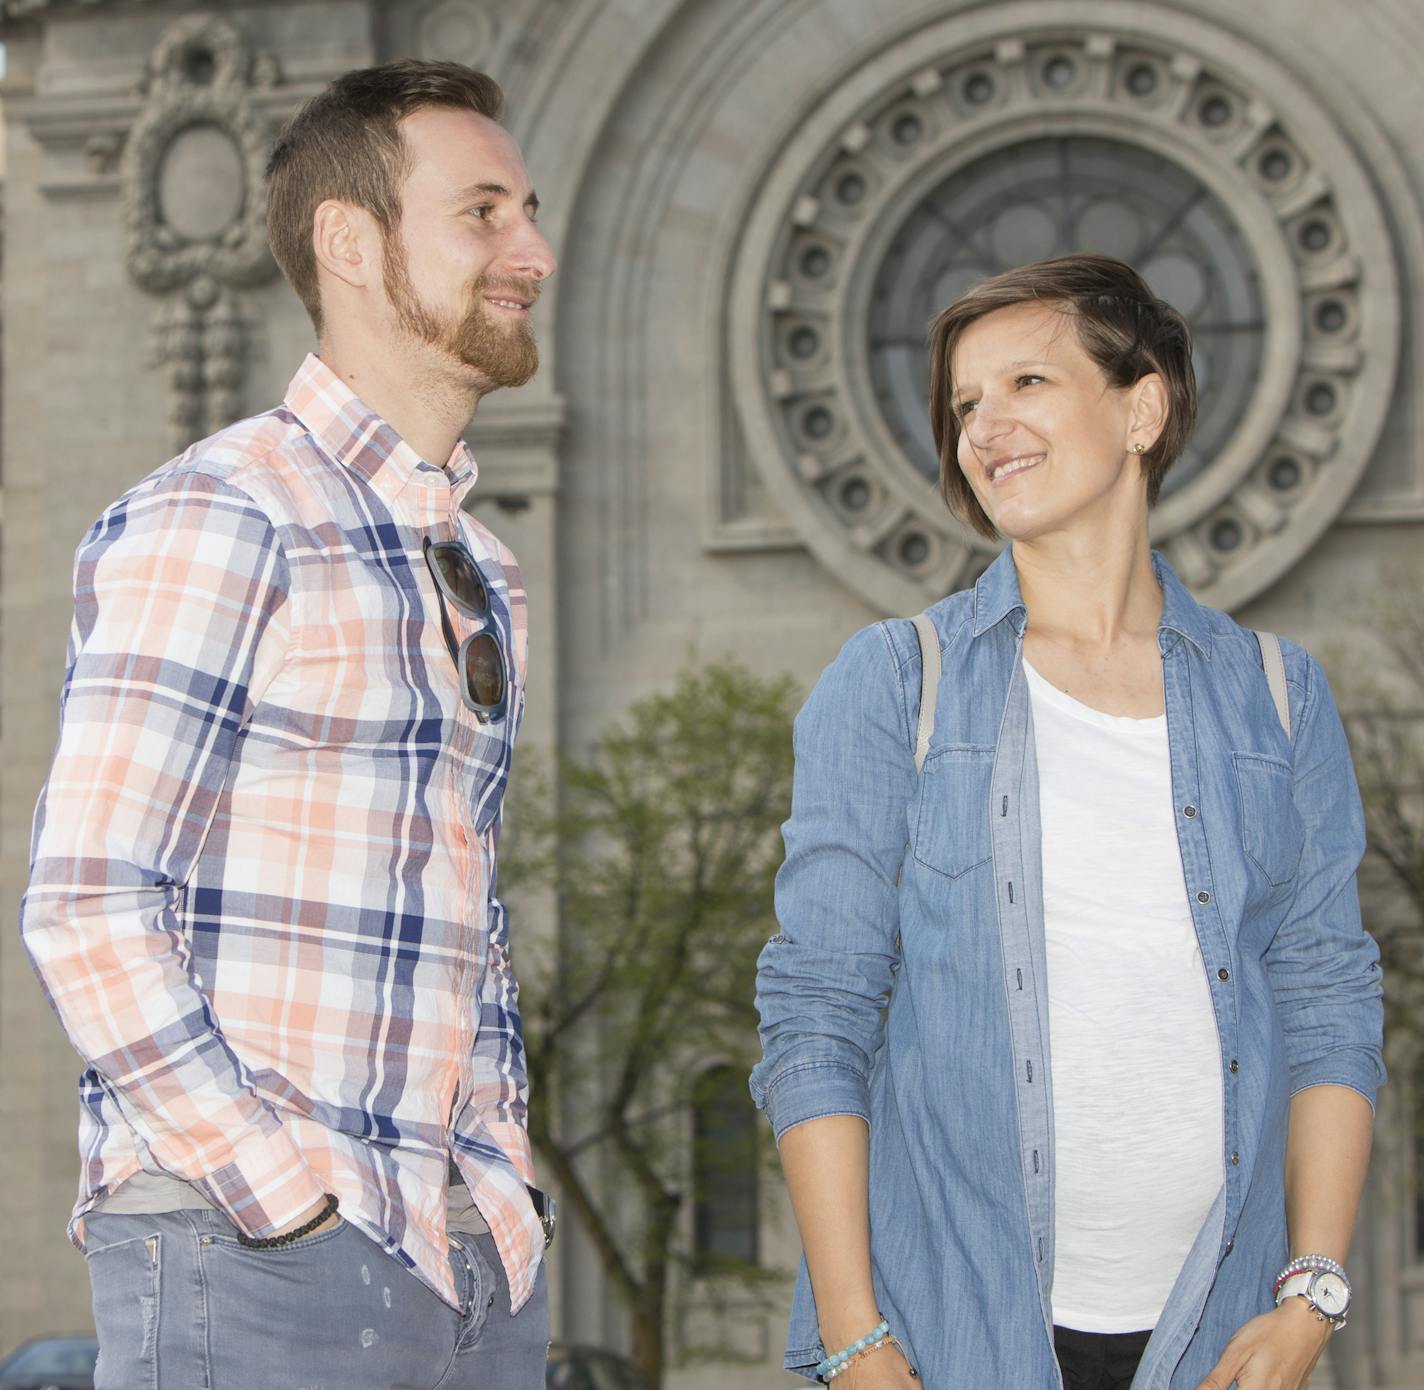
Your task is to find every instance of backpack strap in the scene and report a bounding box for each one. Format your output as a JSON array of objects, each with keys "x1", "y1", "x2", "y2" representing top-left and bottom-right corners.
[
  {"x1": 1253, "y1": 629, "x2": 1292, "y2": 743},
  {"x1": 911, "y1": 613, "x2": 940, "y2": 773}
]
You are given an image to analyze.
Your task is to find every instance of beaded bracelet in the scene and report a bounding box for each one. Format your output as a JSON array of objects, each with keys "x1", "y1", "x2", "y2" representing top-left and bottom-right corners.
[
  {"x1": 1272, "y1": 1253, "x2": 1348, "y2": 1299},
  {"x1": 825, "y1": 1335, "x2": 911, "y2": 1381},
  {"x1": 234, "y1": 1193, "x2": 340, "y2": 1249},
  {"x1": 817, "y1": 1319, "x2": 889, "y2": 1382}
]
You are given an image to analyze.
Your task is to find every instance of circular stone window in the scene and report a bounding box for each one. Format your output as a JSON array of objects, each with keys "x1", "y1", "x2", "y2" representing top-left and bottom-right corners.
[
  {"x1": 866, "y1": 135, "x2": 1263, "y2": 499},
  {"x1": 726, "y1": 5, "x2": 1400, "y2": 614}
]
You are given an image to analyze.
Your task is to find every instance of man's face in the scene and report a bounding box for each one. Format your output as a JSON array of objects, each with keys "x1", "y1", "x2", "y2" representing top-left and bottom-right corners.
[{"x1": 381, "y1": 106, "x2": 556, "y2": 390}]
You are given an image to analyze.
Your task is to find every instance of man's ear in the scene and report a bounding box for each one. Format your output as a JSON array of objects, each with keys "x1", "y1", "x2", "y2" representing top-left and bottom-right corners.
[{"x1": 312, "y1": 199, "x2": 374, "y2": 293}]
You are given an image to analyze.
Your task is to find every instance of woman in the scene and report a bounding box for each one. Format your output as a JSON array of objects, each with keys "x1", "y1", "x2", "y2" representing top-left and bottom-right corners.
[{"x1": 751, "y1": 255, "x2": 1383, "y2": 1390}]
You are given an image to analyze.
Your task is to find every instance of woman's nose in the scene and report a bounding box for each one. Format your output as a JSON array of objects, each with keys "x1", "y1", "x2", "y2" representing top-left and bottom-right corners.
[{"x1": 965, "y1": 399, "x2": 1011, "y2": 446}]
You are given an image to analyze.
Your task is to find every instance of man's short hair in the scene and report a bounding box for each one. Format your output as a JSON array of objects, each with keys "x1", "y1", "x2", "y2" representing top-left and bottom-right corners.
[
  {"x1": 927, "y1": 253, "x2": 1199, "y2": 540},
  {"x1": 266, "y1": 60, "x2": 506, "y2": 332}
]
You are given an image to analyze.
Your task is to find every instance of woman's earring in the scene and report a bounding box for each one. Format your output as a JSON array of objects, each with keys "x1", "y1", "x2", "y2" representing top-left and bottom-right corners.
[{"x1": 1130, "y1": 442, "x2": 1147, "y2": 454}]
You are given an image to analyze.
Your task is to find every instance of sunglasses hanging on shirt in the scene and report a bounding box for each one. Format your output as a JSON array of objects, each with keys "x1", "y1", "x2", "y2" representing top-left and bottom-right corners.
[{"x1": 423, "y1": 535, "x2": 509, "y2": 723}]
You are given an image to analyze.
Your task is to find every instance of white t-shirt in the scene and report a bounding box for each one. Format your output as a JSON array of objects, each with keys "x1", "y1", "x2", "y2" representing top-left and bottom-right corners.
[{"x1": 1025, "y1": 658, "x2": 1224, "y2": 1333}]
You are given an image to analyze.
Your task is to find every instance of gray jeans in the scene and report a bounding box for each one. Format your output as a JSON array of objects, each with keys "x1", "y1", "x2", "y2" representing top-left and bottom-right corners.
[{"x1": 84, "y1": 1210, "x2": 548, "y2": 1390}]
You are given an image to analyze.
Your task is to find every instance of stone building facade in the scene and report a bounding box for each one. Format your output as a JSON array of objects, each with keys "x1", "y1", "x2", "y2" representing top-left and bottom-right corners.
[{"x1": 0, "y1": 2, "x2": 1421, "y2": 1386}]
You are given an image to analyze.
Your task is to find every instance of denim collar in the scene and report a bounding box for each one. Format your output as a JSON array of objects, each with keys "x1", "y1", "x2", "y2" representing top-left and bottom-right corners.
[{"x1": 970, "y1": 545, "x2": 1215, "y2": 657}]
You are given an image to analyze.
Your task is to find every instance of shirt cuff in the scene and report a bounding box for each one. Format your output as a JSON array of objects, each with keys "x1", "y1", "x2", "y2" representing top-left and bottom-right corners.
[
  {"x1": 1288, "y1": 1050, "x2": 1384, "y2": 1114},
  {"x1": 760, "y1": 1061, "x2": 870, "y2": 1143},
  {"x1": 195, "y1": 1122, "x2": 329, "y2": 1238}
]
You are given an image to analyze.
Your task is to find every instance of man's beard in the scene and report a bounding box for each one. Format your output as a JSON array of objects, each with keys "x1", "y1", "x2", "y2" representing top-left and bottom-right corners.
[{"x1": 384, "y1": 238, "x2": 540, "y2": 390}]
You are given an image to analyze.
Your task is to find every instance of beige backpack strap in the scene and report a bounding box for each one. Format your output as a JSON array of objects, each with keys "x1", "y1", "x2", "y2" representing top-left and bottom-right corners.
[
  {"x1": 911, "y1": 613, "x2": 940, "y2": 773},
  {"x1": 1253, "y1": 629, "x2": 1292, "y2": 742}
]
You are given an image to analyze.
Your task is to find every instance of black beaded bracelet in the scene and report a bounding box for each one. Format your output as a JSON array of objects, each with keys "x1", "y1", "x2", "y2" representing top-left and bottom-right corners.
[{"x1": 234, "y1": 1193, "x2": 340, "y2": 1249}]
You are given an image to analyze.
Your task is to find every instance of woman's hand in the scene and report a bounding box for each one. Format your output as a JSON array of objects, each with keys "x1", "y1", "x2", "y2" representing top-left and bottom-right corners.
[
  {"x1": 1193, "y1": 1299, "x2": 1334, "y2": 1389},
  {"x1": 838, "y1": 1340, "x2": 920, "y2": 1389}
]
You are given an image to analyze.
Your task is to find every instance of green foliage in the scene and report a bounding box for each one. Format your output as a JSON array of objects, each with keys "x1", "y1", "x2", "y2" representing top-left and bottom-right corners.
[
  {"x1": 515, "y1": 661, "x2": 795, "y2": 1100},
  {"x1": 500, "y1": 660, "x2": 797, "y2": 1385}
]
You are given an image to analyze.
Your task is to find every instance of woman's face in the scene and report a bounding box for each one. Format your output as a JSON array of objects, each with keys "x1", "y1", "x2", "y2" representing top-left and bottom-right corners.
[{"x1": 950, "y1": 300, "x2": 1161, "y2": 543}]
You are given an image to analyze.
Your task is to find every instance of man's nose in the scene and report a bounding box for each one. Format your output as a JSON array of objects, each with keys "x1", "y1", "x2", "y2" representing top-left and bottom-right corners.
[{"x1": 508, "y1": 222, "x2": 557, "y2": 283}]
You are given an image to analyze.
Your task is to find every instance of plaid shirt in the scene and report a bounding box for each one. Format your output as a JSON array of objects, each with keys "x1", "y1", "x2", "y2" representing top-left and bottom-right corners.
[{"x1": 21, "y1": 354, "x2": 542, "y2": 1311}]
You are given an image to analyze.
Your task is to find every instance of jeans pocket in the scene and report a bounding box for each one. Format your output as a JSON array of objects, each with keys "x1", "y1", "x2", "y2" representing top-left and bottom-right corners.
[
  {"x1": 207, "y1": 1214, "x2": 348, "y2": 1254},
  {"x1": 450, "y1": 1232, "x2": 497, "y2": 1349},
  {"x1": 85, "y1": 1221, "x2": 160, "y2": 1390}
]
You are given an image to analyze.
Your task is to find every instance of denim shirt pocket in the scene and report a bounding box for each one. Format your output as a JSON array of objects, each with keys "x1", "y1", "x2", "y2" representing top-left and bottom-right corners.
[
  {"x1": 1233, "y1": 752, "x2": 1306, "y2": 886},
  {"x1": 912, "y1": 744, "x2": 995, "y2": 880}
]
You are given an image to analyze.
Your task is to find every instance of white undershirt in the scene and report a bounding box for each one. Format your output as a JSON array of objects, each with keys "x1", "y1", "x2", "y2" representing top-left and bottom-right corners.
[{"x1": 1025, "y1": 658, "x2": 1224, "y2": 1333}]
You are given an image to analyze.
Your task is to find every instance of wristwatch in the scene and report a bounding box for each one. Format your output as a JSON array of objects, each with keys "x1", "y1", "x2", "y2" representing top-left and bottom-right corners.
[
  {"x1": 1275, "y1": 1267, "x2": 1350, "y2": 1331},
  {"x1": 527, "y1": 1183, "x2": 557, "y2": 1249}
]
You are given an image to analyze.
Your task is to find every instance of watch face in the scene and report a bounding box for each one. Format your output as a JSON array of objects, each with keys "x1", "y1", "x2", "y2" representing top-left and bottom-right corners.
[{"x1": 1310, "y1": 1271, "x2": 1350, "y2": 1317}]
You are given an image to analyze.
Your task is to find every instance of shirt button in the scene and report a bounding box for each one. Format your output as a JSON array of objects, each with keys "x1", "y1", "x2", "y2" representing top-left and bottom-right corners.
[
  {"x1": 1217, "y1": 967, "x2": 1231, "y2": 981},
  {"x1": 1183, "y1": 805, "x2": 1198, "y2": 818},
  {"x1": 1197, "y1": 890, "x2": 1212, "y2": 904},
  {"x1": 1229, "y1": 1059, "x2": 1239, "y2": 1073},
  {"x1": 1231, "y1": 1151, "x2": 1240, "y2": 1165},
  {"x1": 1224, "y1": 1239, "x2": 1234, "y2": 1255}
]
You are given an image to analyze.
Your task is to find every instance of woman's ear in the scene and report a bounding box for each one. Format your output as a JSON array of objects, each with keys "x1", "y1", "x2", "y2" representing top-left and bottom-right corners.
[{"x1": 1127, "y1": 372, "x2": 1169, "y2": 453}]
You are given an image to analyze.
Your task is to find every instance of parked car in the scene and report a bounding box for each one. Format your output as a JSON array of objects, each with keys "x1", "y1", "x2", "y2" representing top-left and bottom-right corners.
[
  {"x1": 546, "y1": 1342, "x2": 653, "y2": 1390},
  {"x1": 0, "y1": 1336, "x2": 98, "y2": 1390}
]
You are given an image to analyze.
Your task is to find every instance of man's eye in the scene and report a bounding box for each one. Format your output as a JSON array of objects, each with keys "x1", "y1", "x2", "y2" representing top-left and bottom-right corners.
[
  {"x1": 468, "y1": 205, "x2": 493, "y2": 220},
  {"x1": 1017, "y1": 374, "x2": 1045, "y2": 387}
]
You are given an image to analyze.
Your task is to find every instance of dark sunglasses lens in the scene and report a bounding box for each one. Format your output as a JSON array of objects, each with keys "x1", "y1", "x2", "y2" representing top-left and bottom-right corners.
[
  {"x1": 434, "y1": 547, "x2": 488, "y2": 612},
  {"x1": 464, "y1": 633, "x2": 506, "y2": 709}
]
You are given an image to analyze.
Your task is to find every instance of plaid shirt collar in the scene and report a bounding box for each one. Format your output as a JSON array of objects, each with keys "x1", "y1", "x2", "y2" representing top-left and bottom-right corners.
[{"x1": 284, "y1": 353, "x2": 479, "y2": 504}]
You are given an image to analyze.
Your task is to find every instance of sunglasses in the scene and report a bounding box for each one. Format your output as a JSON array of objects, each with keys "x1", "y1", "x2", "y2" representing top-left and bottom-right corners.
[{"x1": 423, "y1": 536, "x2": 509, "y2": 722}]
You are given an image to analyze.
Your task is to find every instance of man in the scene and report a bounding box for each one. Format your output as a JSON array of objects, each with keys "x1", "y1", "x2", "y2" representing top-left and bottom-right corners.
[{"x1": 22, "y1": 60, "x2": 556, "y2": 1389}]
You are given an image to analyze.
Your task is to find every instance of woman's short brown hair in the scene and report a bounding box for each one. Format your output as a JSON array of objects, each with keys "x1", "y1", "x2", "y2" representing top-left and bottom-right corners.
[
  {"x1": 266, "y1": 60, "x2": 505, "y2": 332},
  {"x1": 927, "y1": 254, "x2": 1198, "y2": 539}
]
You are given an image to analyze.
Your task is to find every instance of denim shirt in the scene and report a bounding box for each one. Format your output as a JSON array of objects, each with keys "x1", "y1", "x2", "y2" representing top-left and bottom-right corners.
[{"x1": 750, "y1": 549, "x2": 1384, "y2": 1389}]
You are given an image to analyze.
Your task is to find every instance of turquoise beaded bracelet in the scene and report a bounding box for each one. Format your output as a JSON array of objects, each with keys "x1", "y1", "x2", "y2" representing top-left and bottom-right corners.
[{"x1": 817, "y1": 1319, "x2": 890, "y2": 1382}]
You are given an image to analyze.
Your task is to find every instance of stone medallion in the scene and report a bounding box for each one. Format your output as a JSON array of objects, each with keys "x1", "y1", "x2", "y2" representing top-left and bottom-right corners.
[{"x1": 120, "y1": 14, "x2": 282, "y2": 451}]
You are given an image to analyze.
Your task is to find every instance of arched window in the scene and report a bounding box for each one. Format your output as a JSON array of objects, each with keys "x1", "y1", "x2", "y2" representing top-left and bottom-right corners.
[{"x1": 691, "y1": 1064, "x2": 759, "y2": 1269}]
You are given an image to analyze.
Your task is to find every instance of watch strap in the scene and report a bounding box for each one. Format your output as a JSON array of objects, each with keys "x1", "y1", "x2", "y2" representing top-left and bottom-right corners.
[{"x1": 1275, "y1": 1272, "x2": 1314, "y2": 1306}]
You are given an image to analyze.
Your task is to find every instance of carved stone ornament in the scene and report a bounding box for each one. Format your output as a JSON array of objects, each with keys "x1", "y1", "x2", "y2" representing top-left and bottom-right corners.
[
  {"x1": 415, "y1": 0, "x2": 498, "y2": 68},
  {"x1": 119, "y1": 14, "x2": 282, "y2": 450},
  {"x1": 0, "y1": 0, "x2": 156, "y2": 18},
  {"x1": 725, "y1": 3, "x2": 1403, "y2": 614}
]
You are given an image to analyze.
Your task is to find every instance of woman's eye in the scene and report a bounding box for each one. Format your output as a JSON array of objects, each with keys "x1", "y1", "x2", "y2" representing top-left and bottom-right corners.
[
  {"x1": 1017, "y1": 374, "x2": 1045, "y2": 387},
  {"x1": 957, "y1": 400, "x2": 978, "y2": 418}
]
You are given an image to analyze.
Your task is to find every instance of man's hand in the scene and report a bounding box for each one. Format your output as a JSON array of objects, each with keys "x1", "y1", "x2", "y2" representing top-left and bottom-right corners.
[
  {"x1": 1194, "y1": 1299, "x2": 1334, "y2": 1390},
  {"x1": 266, "y1": 1195, "x2": 342, "y2": 1241}
]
